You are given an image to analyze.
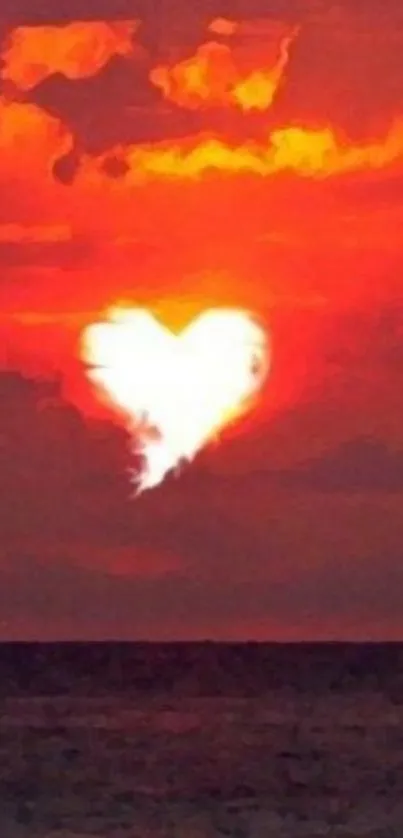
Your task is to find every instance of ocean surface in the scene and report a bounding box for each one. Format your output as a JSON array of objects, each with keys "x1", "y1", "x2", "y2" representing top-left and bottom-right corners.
[{"x1": 1, "y1": 642, "x2": 403, "y2": 837}]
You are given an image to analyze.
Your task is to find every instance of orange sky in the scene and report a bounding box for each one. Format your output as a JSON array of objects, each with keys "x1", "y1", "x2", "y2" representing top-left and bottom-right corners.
[{"x1": 0, "y1": 0, "x2": 403, "y2": 639}]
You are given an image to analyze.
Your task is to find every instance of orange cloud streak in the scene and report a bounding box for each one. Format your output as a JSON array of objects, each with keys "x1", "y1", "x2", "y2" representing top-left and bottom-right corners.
[
  {"x1": 233, "y1": 28, "x2": 299, "y2": 111},
  {"x1": 90, "y1": 120, "x2": 403, "y2": 182},
  {"x1": 0, "y1": 98, "x2": 73, "y2": 177},
  {"x1": 149, "y1": 28, "x2": 298, "y2": 111},
  {"x1": 1, "y1": 21, "x2": 139, "y2": 90},
  {"x1": 208, "y1": 18, "x2": 239, "y2": 36}
]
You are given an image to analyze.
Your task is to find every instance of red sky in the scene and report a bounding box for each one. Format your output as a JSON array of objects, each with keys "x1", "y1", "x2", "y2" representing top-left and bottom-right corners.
[{"x1": 0, "y1": 0, "x2": 403, "y2": 640}]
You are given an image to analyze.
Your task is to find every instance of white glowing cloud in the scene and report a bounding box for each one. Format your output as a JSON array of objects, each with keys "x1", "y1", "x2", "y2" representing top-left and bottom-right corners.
[{"x1": 82, "y1": 307, "x2": 269, "y2": 492}]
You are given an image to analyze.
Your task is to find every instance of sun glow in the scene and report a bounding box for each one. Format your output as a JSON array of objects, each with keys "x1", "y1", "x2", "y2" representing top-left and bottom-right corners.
[{"x1": 81, "y1": 307, "x2": 269, "y2": 492}]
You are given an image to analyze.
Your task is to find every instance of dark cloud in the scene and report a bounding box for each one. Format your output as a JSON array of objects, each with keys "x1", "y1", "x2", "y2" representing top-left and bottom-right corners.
[
  {"x1": 52, "y1": 147, "x2": 81, "y2": 184},
  {"x1": 2, "y1": 530, "x2": 403, "y2": 638},
  {"x1": 28, "y1": 58, "x2": 265, "y2": 155},
  {"x1": 101, "y1": 154, "x2": 130, "y2": 178},
  {"x1": 260, "y1": 4, "x2": 403, "y2": 140},
  {"x1": 0, "y1": 364, "x2": 402, "y2": 638},
  {"x1": 0, "y1": 0, "x2": 301, "y2": 27},
  {"x1": 0, "y1": 370, "x2": 134, "y2": 545},
  {"x1": 0, "y1": 554, "x2": 289, "y2": 629},
  {"x1": 321, "y1": 305, "x2": 403, "y2": 372},
  {"x1": 29, "y1": 60, "x2": 204, "y2": 153},
  {"x1": 280, "y1": 436, "x2": 403, "y2": 492}
]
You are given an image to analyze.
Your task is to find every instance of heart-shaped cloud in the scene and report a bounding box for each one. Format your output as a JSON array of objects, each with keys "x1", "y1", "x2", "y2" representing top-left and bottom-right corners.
[{"x1": 81, "y1": 307, "x2": 269, "y2": 492}]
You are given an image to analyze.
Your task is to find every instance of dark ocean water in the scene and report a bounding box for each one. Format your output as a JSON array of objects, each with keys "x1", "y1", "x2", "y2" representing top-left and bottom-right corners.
[{"x1": 1, "y1": 642, "x2": 403, "y2": 836}]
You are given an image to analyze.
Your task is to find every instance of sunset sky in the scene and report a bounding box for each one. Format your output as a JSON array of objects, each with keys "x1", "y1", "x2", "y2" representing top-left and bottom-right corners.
[{"x1": 1, "y1": 0, "x2": 403, "y2": 640}]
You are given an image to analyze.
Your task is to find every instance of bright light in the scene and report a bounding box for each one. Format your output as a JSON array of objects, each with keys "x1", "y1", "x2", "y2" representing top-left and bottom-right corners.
[{"x1": 81, "y1": 307, "x2": 269, "y2": 493}]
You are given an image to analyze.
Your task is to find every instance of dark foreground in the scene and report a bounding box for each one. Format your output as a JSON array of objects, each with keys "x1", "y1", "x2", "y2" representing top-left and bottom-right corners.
[{"x1": 1, "y1": 642, "x2": 403, "y2": 836}]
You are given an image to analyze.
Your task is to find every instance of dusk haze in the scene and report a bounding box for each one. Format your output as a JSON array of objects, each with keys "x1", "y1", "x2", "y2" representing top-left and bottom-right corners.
[{"x1": 0, "y1": 0, "x2": 402, "y2": 642}]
